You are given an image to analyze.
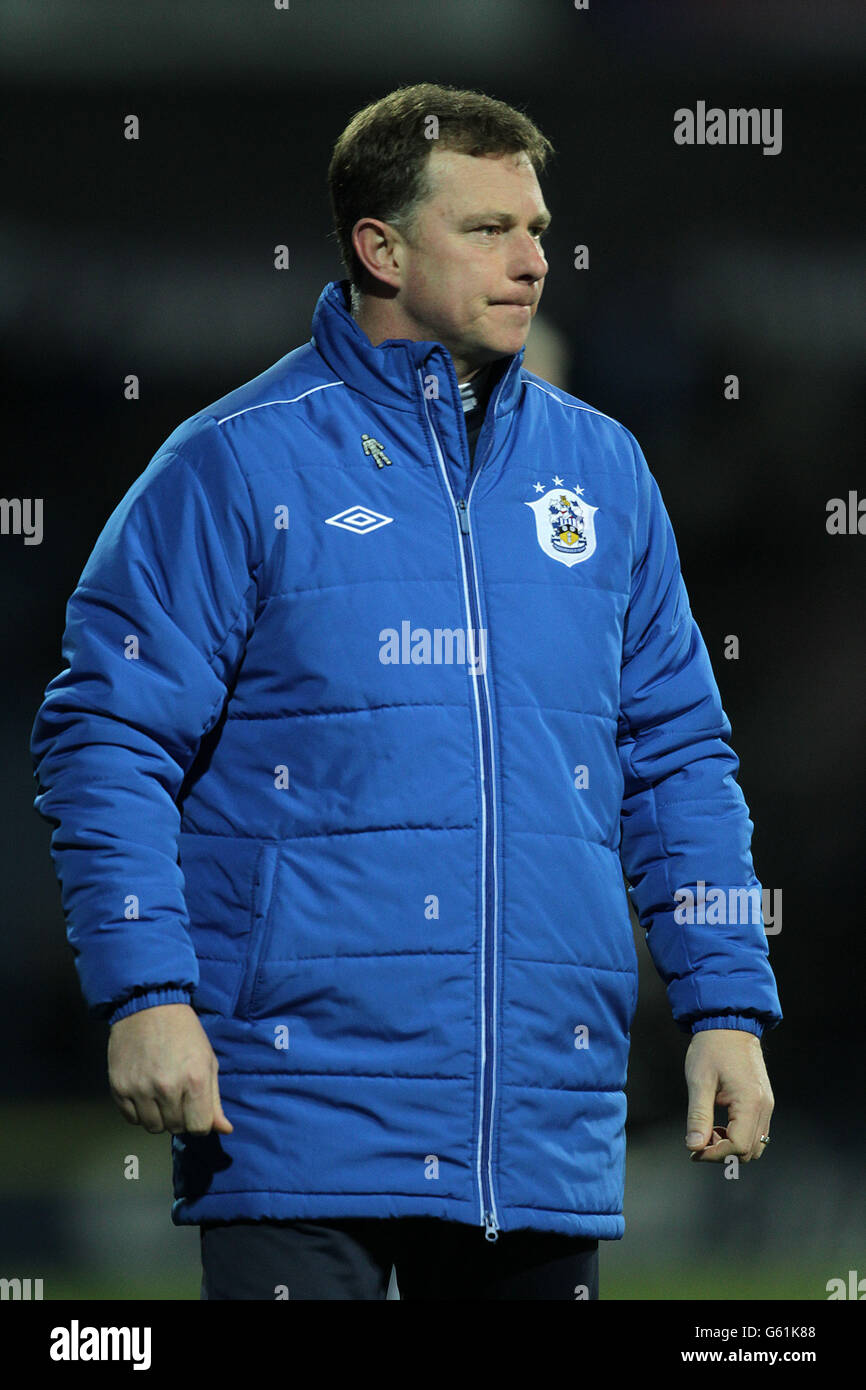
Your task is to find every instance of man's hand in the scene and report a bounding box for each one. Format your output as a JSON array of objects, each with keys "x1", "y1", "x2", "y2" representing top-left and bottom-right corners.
[
  {"x1": 107, "y1": 1002, "x2": 233, "y2": 1137},
  {"x1": 684, "y1": 1028, "x2": 773, "y2": 1162}
]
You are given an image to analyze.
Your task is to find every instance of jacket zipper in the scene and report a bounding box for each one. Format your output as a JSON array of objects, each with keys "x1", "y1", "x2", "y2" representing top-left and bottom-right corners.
[{"x1": 419, "y1": 363, "x2": 505, "y2": 1242}]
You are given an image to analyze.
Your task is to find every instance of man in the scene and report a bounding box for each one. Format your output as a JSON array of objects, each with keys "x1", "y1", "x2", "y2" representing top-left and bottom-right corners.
[{"x1": 30, "y1": 83, "x2": 781, "y2": 1301}]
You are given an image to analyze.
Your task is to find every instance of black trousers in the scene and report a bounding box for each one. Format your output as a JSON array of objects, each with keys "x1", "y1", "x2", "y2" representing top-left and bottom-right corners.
[{"x1": 199, "y1": 1216, "x2": 599, "y2": 1300}]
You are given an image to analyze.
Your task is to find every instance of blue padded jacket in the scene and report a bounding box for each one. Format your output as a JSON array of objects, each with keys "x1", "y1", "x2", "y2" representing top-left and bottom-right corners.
[{"x1": 30, "y1": 279, "x2": 782, "y2": 1241}]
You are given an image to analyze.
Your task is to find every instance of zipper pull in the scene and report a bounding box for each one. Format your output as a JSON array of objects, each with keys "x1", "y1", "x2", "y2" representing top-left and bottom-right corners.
[
  {"x1": 458, "y1": 499, "x2": 470, "y2": 533},
  {"x1": 483, "y1": 1212, "x2": 500, "y2": 1243}
]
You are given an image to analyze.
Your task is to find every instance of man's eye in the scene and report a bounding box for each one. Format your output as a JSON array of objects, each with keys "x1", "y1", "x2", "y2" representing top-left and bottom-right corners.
[{"x1": 474, "y1": 225, "x2": 546, "y2": 239}]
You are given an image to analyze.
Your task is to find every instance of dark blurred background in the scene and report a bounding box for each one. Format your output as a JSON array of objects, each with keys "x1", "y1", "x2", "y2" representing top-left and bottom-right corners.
[{"x1": 2, "y1": 0, "x2": 864, "y2": 1299}]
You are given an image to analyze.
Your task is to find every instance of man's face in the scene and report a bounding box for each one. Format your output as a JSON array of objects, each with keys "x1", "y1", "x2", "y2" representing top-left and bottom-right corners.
[{"x1": 382, "y1": 148, "x2": 551, "y2": 379}]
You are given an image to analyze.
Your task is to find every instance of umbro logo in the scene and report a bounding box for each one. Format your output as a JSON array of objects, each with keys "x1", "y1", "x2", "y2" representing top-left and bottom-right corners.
[{"x1": 324, "y1": 506, "x2": 393, "y2": 534}]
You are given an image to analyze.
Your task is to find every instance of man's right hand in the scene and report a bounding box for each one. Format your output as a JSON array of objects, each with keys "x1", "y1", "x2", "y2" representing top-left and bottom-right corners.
[{"x1": 107, "y1": 1002, "x2": 233, "y2": 1136}]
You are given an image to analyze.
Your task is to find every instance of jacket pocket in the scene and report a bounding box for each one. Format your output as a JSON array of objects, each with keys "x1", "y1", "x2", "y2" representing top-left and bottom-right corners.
[{"x1": 233, "y1": 842, "x2": 280, "y2": 1019}]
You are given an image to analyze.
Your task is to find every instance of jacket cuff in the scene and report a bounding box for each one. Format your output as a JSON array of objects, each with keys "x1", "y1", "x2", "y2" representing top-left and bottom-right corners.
[
  {"x1": 690, "y1": 1014, "x2": 764, "y2": 1039},
  {"x1": 108, "y1": 987, "x2": 194, "y2": 1026}
]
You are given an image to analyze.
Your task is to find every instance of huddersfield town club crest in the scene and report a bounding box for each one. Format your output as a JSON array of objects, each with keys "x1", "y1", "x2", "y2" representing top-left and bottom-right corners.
[{"x1": 525, "y1": 485, "x2": 598, "y2": 567}]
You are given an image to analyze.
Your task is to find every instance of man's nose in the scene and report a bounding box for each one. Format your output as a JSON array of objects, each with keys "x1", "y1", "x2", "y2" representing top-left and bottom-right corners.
[{"x1": 514, "y1": 233, "x2": 548, "y2": 282}]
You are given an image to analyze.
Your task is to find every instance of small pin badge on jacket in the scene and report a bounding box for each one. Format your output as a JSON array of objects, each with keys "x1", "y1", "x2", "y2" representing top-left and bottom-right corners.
[{"x1": 361, "y1": 433, "x2": 392, "y2": 468}]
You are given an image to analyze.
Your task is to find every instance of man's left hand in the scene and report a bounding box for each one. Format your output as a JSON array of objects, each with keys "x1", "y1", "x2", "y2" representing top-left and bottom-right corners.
[{"x1": 684, "y1": 1028, "x2": 774, "y2": 1162}]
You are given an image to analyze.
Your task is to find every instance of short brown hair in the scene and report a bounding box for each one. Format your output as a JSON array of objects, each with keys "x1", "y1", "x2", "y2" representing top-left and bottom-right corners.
[{"x1": 328, "y1": 82, "x2": 555, "y2": 289}]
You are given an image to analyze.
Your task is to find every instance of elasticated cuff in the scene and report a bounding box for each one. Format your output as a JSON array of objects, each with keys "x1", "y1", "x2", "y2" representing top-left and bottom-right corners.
[
  {"x1": 107, "y1": 987, "x2": 194, "y2": 1027},
  {"x1": 690, "y1": 1014, "x2": 764, "y2": 1039}
]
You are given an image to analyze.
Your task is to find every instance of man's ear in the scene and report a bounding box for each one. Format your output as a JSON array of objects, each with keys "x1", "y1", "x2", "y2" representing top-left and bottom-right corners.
[{"x1": 351, "y1": 218, "x2": 404, "y2": 292}]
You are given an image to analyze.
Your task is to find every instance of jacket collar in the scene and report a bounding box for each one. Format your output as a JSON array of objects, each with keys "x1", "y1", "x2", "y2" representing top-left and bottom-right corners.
[{"x1": 310, "y1": 279, "x2": 525, "y2": 417}]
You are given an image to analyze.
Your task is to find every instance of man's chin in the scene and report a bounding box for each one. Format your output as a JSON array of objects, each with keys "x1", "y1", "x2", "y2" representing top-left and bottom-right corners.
[
  {"x1": 493, "y1": 337, "x2": 529, "y2": 361},
  {"x1": 476, "y1": 332, "x2": 529, "y2": 362}
]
